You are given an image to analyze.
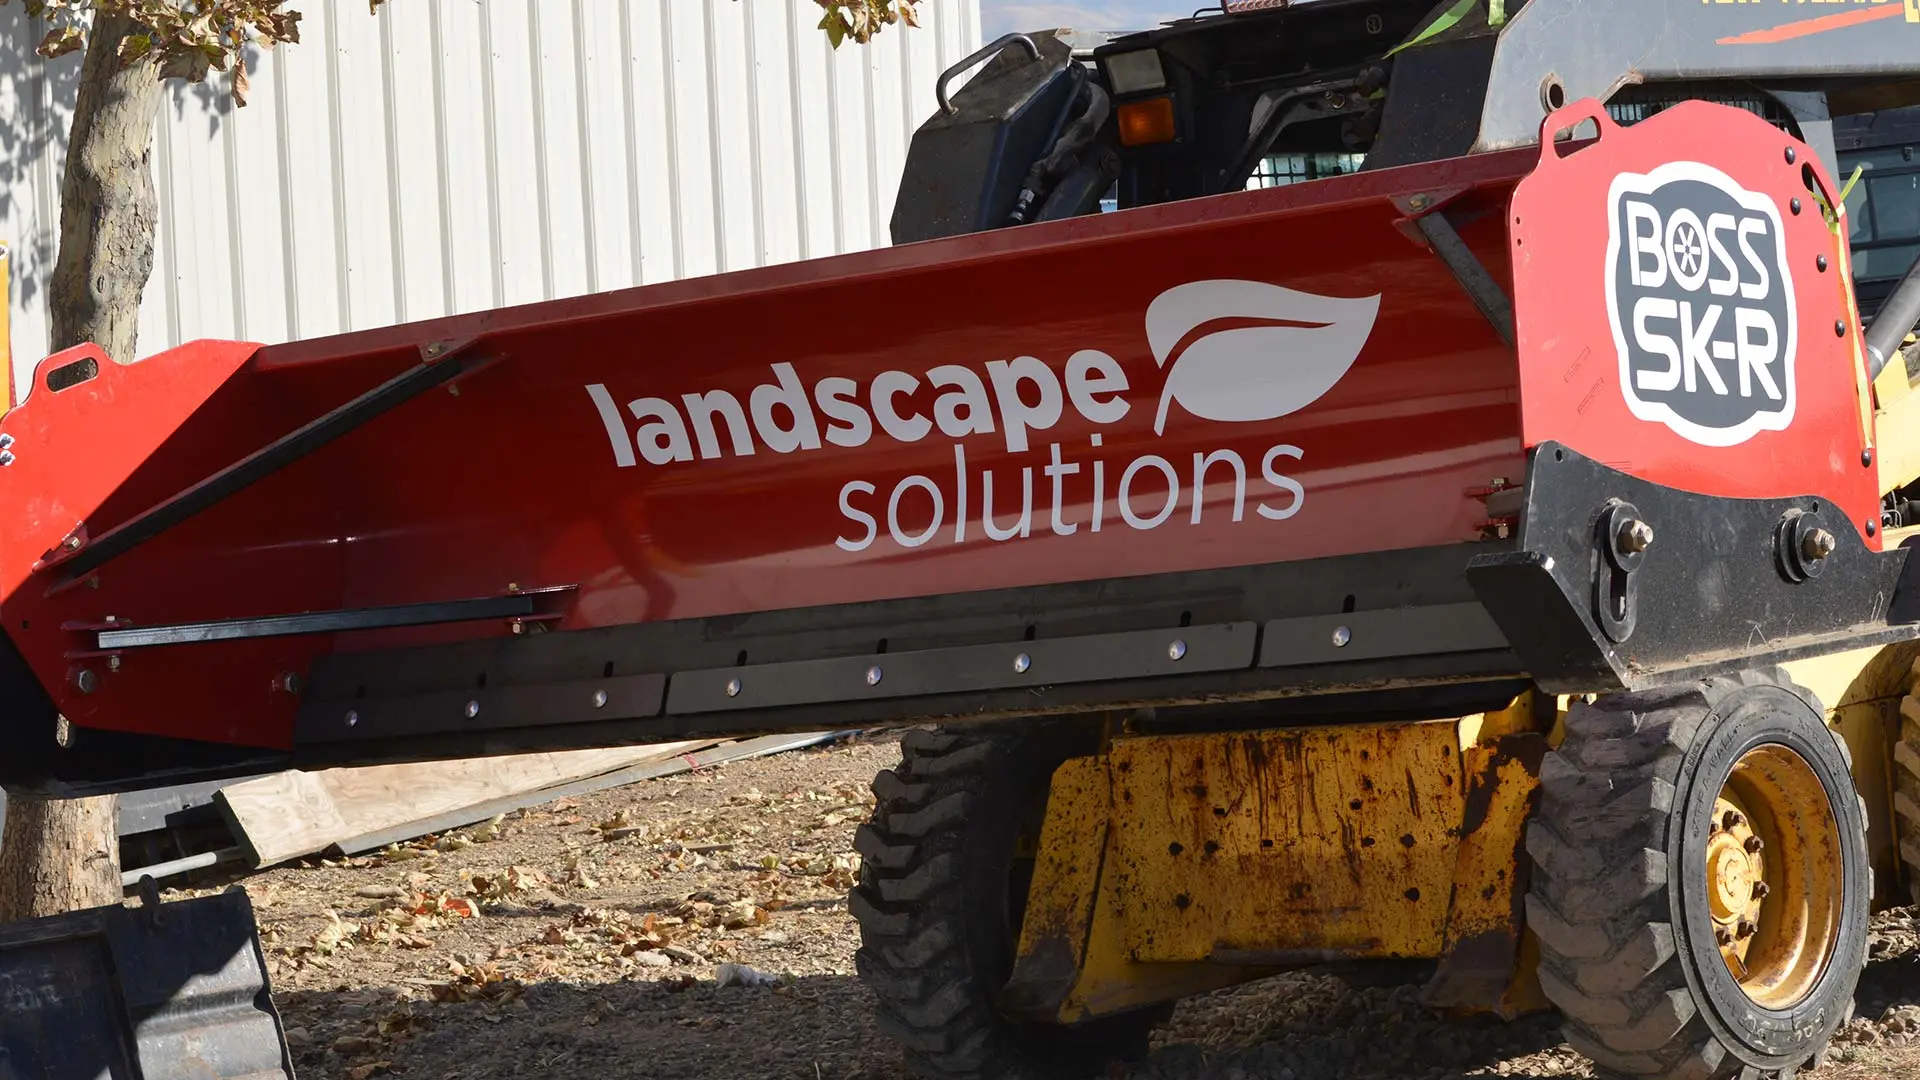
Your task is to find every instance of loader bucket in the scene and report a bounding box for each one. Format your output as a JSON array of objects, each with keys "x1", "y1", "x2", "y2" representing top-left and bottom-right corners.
[
  {"x1": 0, "y1": 145, "x2": 1533, "y2": 778},
  {"x1": 0, "y1": 888, "x2": 292, "y2": 1080}
]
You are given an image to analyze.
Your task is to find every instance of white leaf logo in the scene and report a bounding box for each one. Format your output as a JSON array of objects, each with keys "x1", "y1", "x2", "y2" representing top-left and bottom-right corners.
[{"x1": 1146, "y1": 280, "x2": 1382, "y2": 435}]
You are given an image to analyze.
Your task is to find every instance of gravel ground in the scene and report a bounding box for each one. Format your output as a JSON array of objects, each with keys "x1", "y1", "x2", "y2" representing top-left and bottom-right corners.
[{"x1": 160, "y1": 733, "x2": 1920, "y2": 1080}]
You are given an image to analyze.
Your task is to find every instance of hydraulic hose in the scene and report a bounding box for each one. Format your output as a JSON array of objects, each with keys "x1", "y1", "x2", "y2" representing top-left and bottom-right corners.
[
  {"x1": 1866, "y1": 252, "x2": 1920, "y2": 382},
  {"x1": 1007, "y1": 82, "x2": 1111, "y2": 226}
]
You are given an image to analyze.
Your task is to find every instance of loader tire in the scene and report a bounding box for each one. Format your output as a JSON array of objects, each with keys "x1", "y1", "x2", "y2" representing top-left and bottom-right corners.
[
  {"x1": 1527, "y1": 669, "x2": 1868, "y2": 1080},
  {"x1": 851, "y1": 725, "x2": 1160, "y2": 1079},
  {"x1": 1894, "y1": 667, "x2": 1920, "y2": 905}
]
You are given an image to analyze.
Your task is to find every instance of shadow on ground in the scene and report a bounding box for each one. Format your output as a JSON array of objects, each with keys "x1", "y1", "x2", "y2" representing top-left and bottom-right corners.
[{"x1": 272, "y1": 968, "x2": 1585, "y2": 1080}]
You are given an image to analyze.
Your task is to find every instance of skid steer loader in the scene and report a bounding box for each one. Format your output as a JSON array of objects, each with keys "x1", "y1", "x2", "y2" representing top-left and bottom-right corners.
[{"x1": 6, "y1": 1, "x2": 1920, "y2": 1078}]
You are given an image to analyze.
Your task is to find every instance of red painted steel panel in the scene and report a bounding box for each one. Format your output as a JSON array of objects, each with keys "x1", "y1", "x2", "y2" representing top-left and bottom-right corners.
[
  {"x1": 3, "y1": 150, "x2": 1538, "y2": 750},
  {"x1": 1510, "y1": 100, "x2": 1880, "y2": 543}
]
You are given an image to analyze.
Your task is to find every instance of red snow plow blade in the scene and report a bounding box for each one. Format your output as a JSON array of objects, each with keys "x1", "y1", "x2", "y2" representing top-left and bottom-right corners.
[{"x1": 0, "y1": 101, "x2": 1885, "y2": 794}]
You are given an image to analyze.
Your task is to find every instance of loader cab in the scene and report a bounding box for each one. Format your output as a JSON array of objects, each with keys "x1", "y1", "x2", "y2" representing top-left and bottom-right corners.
[
  {"x1": 1087, "y1": 0, "x2": 1426, "y2": 208},
  {"x1": 1835, "y1": 106, "x2": 1920, "y2": 323}
]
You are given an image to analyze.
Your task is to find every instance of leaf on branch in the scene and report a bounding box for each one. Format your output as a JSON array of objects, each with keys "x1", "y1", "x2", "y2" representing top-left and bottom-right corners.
[
  {"x1": 818, "y1": 9, "x2": 848, "y2": 49},
  {"x1": 261, "y1": 9, "x2": 302, "y2": 47},
  {"x1": 814, "y1": 1, "x2": 920, "y2": 47},
  {"x1": 118, "y1": 32, "x2": 155, "y2": 66},
  {"x1": 36, "y1": 24, "x2": 84, "y2": 59}
]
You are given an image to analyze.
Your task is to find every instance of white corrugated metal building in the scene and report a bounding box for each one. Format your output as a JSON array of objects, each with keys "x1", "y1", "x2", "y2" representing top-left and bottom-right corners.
[{"x1": 0, "y1": 0, "x2": 983, "y2": 401}]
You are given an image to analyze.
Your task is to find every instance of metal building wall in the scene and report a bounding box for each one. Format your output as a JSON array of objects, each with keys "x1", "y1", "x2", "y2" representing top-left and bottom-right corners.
[{"x1": 0, "y1": 0, "x2": 982, "y2": 397}]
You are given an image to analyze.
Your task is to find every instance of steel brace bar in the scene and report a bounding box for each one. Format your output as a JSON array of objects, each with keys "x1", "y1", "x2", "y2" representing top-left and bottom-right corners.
[
  {"x1": 54, "y1": 344, "x2": 489, "y2": 586},
  {"x1": 95, "y1": 594, "x2": 537, "y2": 650},
  {"x1": 1416, "y1": 210, "x2": 1516, "y2": 346}
]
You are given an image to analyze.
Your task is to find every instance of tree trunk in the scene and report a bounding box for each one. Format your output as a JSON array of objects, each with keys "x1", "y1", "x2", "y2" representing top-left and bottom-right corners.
[
  {"x1": 2, "y1": 15, "x2": 164, "y2": 925},
  {"x1": 48, "y1": 13, "x2": 163, "y2": 362},
  {"x1": 0, "y1": 791, "x2": 120, "y2": 921}
]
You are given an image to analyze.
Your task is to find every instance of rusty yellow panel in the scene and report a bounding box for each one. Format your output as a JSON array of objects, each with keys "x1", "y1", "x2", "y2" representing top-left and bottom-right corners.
[
  {"x1": 1877, "y1": 366, "x2": 1920, "y2": 493},
  {"x1": 1458, "y1": 691, "x2": 1553, "y2": 750},
  {"x1": 1781, "y1": 643, "x2": 1917, "y2": 912},
  {"x1": 1004, "y1": 755, "x2": 1112, "y2": 1020},
  {"x1": 1007, "y1": 752, "x2": 1264, "y2": 1024},
  {"x1": 1105, "y1": 722, "x2": 1464, "y2": 964},
  {"x1": 1058, "y1": 868, "x2": 1260, "y2": 1022},
  {"x1": 1426, "y1": 735, "x2": 1545, "y2": 1015},
  {"x1": 1782, "y1": 642, "x2": 1920, "y2": 713}
]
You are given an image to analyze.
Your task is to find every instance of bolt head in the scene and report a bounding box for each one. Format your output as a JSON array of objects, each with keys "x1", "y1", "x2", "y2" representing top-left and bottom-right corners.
[
  {"x1": 592, "y1": 689, "x2": 609, "y2": 708},
  {"x1": 1752, "y1": 881, "x2": 1770, "y2": 900},
  {"x1": 1723, "y1": 809, "x2": 1744, "y2": 830},
  {"x1": 1013, "y1": 652, "x2": 1033, "y2": 674},
  {"x1": 1786, "y1": 146, "x2": 1798, "y2": 164},
  {"x1": 0, "y1": 433, "x2": 14, "y2": 449},
  {"x1": 725, "y1": 677, "x2": 743, "y2": 698},
  {"x1": 1800, "y1": 527, "x2": 1836, "y2": 561},
  {"x1": 73, "y1": 668, "x2": 98, "y2": 694},
  {"x1": 1818, "y1": 254, "x2": 1830, "y2": 273},
  {"x1": 0, "y1": 450, "x2": 15, "y2": 467},
  {"x1": 866, "y1": 665, "x2": 884, "y2": 686},
  {"x1": 1744, "y1": 835, "x2": 1764, "y2": 853},
  {"x1": 63, "y1": 535, "x2": 82, "y2": 550},
  {"x1": 284, "y1": 673, "x2": 303, "y2": 695},
  {"x1": 1791, "y1": 197, "x2": 1803, "y2": 215},
  {"x1": 1331, "y1": 625, "x2": 1352, "y2": 648},
  {"x1": 1715, "y1": 927, "x2": 1734, "y2": 946},
  {"x1": 1737, "y1": 919, "x2": 1756, "y2": 939},
  {"x1": 1167, "y1": 639, "x2": 1188, "y2": 661},
  {"x1": 345, "y1": 709, "x2": 360, "y2": 727},
  {"x1": 107, "y1": 655, "x2": 121, "y2": 672},
  {"x1": 464, "y1": 700, "x2": 481, "y2": 718},
  {"x1": 1618, "y1": 519, "x2": 1654, "y2": 554}
]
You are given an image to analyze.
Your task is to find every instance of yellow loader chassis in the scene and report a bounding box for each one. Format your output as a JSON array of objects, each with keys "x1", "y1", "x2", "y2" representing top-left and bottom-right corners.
[
  {"x1": 1002, "y1": 699, "x2": 1554, "y2": 1023},
  {"x1": 1001, "y1": 649, "x2": 1920, "y2": 1029}
]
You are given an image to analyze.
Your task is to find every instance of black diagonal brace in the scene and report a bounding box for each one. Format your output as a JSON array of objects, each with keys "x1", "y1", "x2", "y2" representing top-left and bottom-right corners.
[
  {"x1": 1415, "y1": 210, "x2": 1516, "y2": 347},
  {"x1": 55, "y1": 345, "x2": 488, "y2": 586},
  {"x1": 96, "y1": 594, "x2": 536, "y2": 650}
]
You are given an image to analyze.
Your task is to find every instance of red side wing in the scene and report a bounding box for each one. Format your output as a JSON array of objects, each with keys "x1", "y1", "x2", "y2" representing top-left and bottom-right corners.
[{"x1": 1509, "y1": 99, "x2": 1878, "y2": 546}]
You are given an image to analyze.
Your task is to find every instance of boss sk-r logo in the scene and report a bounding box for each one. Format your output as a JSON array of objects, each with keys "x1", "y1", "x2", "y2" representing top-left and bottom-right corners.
[{"x1": 1605, "y1": 161, "x2": 1798, "y2": 447}]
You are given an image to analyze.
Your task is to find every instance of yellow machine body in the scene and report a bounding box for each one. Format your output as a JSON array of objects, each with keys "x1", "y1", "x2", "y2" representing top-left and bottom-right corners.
[
  {"x1": 1002, "y1": 696, "x2": 1555, "y2": 1023},
  {"x1": 1004, "y1": 648, "x2": 1919, "y2": 1024}
]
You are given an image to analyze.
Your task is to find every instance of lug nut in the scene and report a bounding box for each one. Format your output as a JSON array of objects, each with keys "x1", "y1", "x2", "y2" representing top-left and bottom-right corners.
[
  {"x1": 1715, "y1": 927, "x2": 1734, "y2": 946},
  {"x1": 1723, "y1": 810, "x2": 1745, "y2": 830},
  {"x1": 1745, "y1": 835, "x2": 1764, "y2": 853},
  {"x1": 1753, "y1": 881, "x2": 1770, "y2": 900},
  {"x1": 1617, "y1": 519, "x2": 1654, "y2": 554},
  {"x1": 1800, "y1": 528, "x2": 1836, "y2": 561},
  {"x1": 1737, "y1": 919, "x2": 1757, "y2": 939}
]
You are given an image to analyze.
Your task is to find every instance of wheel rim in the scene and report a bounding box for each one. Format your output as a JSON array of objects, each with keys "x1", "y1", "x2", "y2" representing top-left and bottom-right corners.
[{"x1": 1705, "y1": 742, "x2": 1843, "y2": 1010}]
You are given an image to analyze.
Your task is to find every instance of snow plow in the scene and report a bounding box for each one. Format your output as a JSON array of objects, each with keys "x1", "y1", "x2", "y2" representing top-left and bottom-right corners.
[{"x1": 7, "y1": 0, "x2": 1920, "y2": 1077}]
